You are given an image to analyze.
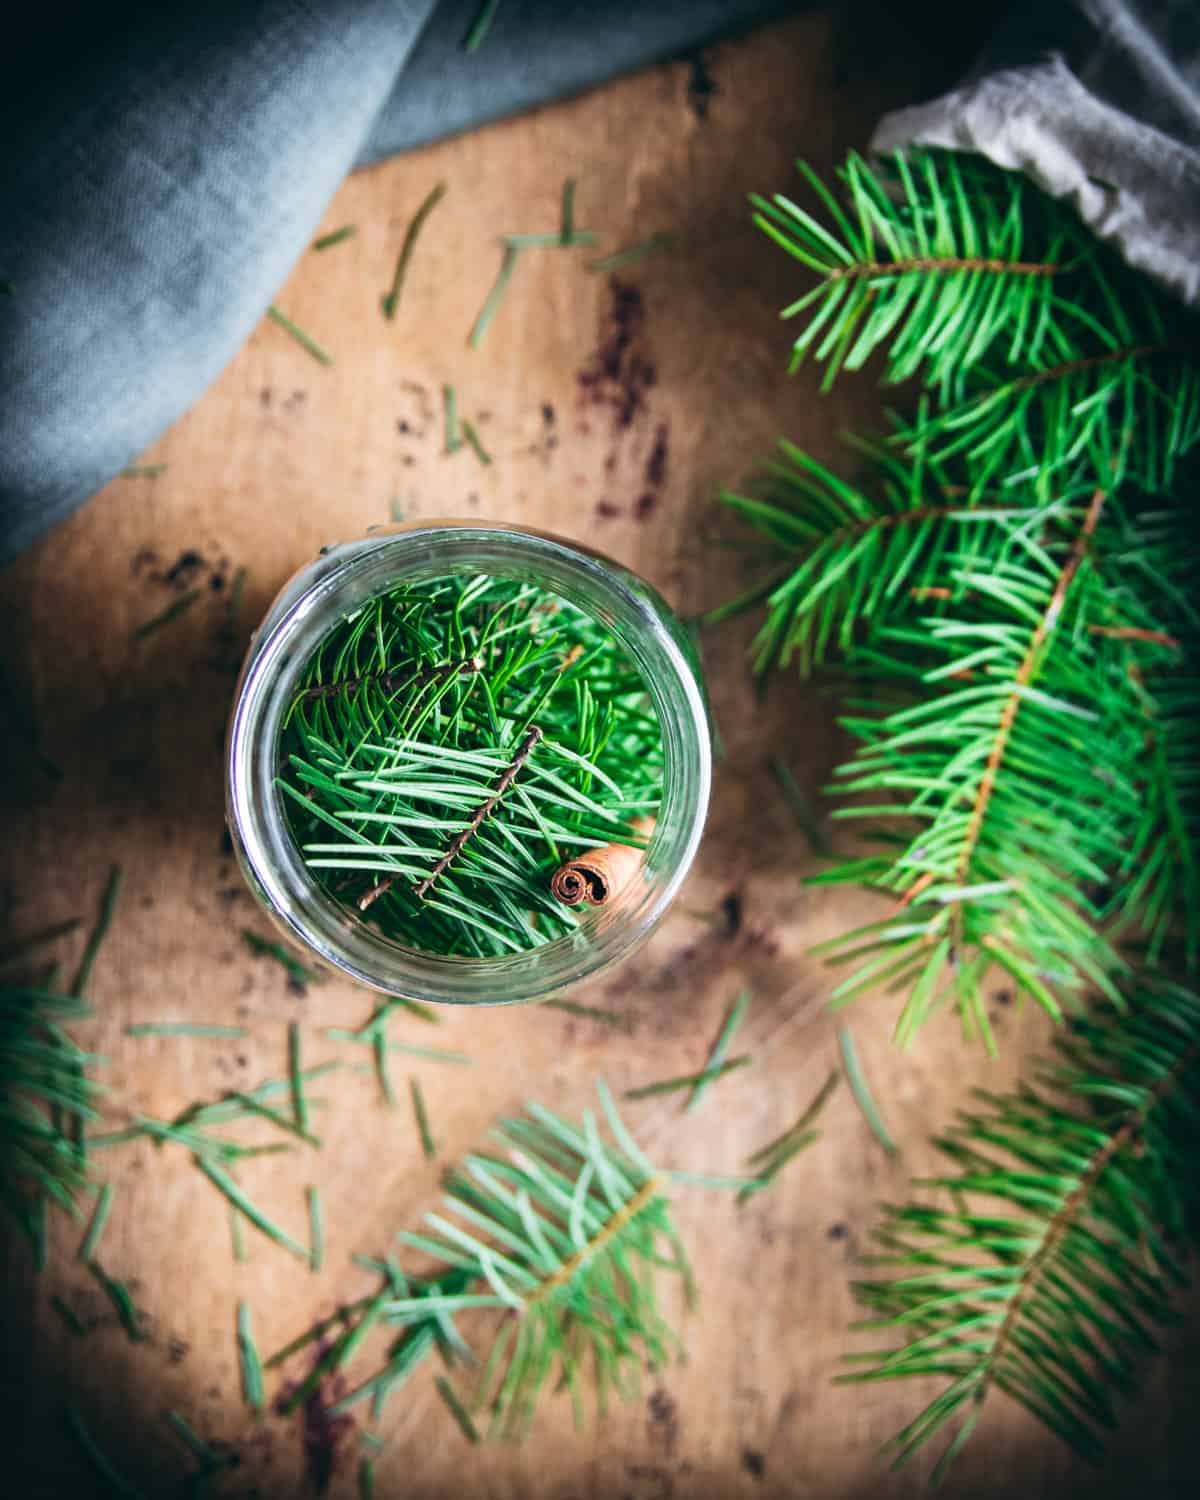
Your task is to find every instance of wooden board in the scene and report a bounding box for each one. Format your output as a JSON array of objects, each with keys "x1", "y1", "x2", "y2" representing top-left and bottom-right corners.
[{"x1": 3, "y1": 12, "x2": 1197, "y2": 1497}]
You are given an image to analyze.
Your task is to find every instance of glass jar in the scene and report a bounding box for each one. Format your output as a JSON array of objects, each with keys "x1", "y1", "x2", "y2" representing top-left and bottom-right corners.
[{"x1": 226, "y1": 522, "x2": 711, "y2": 1006}]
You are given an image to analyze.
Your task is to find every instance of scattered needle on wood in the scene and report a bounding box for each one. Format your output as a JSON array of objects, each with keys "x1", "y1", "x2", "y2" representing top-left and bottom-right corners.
[
  {"x1": 769, "y1": 756, "x2": 830, "y2": 856},
  {"x1": 78, "y1": 1182, "x2": 114, "y2": 1262},
  {"x1": 435, "y1": 1376, "x2": 480, "y2": 1442},
  {"x1": 124, "y1": 1022, "x2": 247, "y2": 1038},
  {"x1": 838, "y1": 1026, "x2": 898, "y2": 1156},
  {"x1": 313, "y1": 225, "x2": 356, "y2": 252},
  {"x1": 51, "y1": 1295, "x2": 87, "y2": 1335},
  {"x1": 133, "y1": 589, "x2": 202, "y2": 640},
  {"x1": 66, "y1": 1406, "x2": 146, "y2": 1499},
  {"x1": 73, "y1": 865, "x2": 122, "y2": 996},
  {"x1": 468, "y1": 243, "x2": 521, "y2": 348},
  {"x1": 687, "y1": 989, "x2": 749, "y2": 1113},
  {"x1": 587, "y1": 233, "x2": 673, "y2": 273},
  {"x1": 739, "y1": 1070, "x2": 841, "y2": 1203},
  {"x1": 461, "y1": 418, "x2": 492, "y2": 466},
  {"x1": 625, "y1": 1054, "x2": 752, "y2": 1100},
  {"x1": 240, "y1": 928, "x2": 326, "y2": 989},
  {"x1": 307, "y1": 1185, "x2": 323, "y2": 1271},
  {"x1": 381, "y1": 182, "x2": 446, "y2": 320},
  {"x1": 266, "y1": 304, "x2": 332, "y2": 365},
  {"x1": 237, "y1": 1301, "x2": 266, "y2": 1415},
  {"x1": 443, "y1": 384, "x2": 462, "y2": 453},
  {"x1": 87, "y1": 1261, "x2": 143, "y2": 1341},
  {"x1": 410, "y1": 1077, "x2": 435, "y2": 1158}
]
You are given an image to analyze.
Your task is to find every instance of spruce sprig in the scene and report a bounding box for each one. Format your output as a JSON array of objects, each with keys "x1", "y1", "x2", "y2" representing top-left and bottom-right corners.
[
  {"x1": 387, "y1": 1083, "x2": 691, "y2": 1438},
  {"x1": 843, "y1": 980, "x2": 1200, "y2": 1477},
  {"x1": 281, "y1": 575, "x2": 663, "y2": 957},
  {"x1": 755, "y1": 148, "x2": 1200, "y2": 496},
  {"x1": 719, "y1": 442, "x2": 1198, "y2": 1040}
]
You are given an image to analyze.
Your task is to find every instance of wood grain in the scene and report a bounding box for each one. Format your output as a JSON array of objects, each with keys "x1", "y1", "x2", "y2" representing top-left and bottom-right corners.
[{"x1": 2, "y1": 14, "x2": 1197, "y2": 1498}]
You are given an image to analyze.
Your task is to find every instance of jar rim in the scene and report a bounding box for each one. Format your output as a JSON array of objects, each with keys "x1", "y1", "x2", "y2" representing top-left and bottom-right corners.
[{"x1": 226, "y1": 523, "x2": 711, "y2": 1004}]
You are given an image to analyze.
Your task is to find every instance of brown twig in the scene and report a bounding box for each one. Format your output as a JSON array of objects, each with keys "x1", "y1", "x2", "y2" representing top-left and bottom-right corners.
[
  {"x1": 1088, "y1": 625, "x2": 1180, "y2": 649},
  {"x1": 827, "y1": 257, "x2": 1059, "y2": 280},
  {"x1": 359, "y1": 727, "x2": 544, "y2": 911},
  {"x1": 895, "y1": 492, "x2": 1108, "y2": 913},
  {"x1": 1009, "y1": 343, "x2": 1166, "y2": 393}
]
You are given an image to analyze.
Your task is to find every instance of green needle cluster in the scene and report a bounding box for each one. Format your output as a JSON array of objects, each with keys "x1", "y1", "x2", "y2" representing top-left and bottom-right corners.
[
  {"x1": 279, "y1": 573, "x2": 663, "y2": 957},
  {"x1": 844, "y1": 980, "x2": 1200, "y2": 1476},
  {"x1": 717, "y1": 142, "x2": 1200, "y2": 1474},
  {"x1": 753, "y1": 148, "x2": 1200, "y2": 498}
]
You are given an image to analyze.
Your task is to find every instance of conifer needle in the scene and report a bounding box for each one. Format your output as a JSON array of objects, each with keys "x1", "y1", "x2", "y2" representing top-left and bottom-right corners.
[
  {"x1": 357, "y1": 996, "x2": 440, "y2": 1031},
  {"x1": 51, "y1": 1295, "x2": 86, "y2": 1335},
  {"x1": 266, "y1": 305, "x2": 332, "y2": 365},
  {"x1": 739, "y1": 1070, "x2": 840, "y2": 1202},
  {"x1": 0, "y1": 918, "x2": 80, "y2": 965},
  {"x1": 133, "y1": 589, "x2": 203, "y2": 640},
  {"x1": 230, "y1": 1200, "x2": 247, "y2": 1263},
  {"x1": 240, "y1": 929, "x2": 325, "y2": 989},
  {"x1": 587, "y1": 233, "x2": 673, "y2": 273},
  {"x1": 313, "y1": 225, "x2": 356, "y2": 252},
  {"x1": 237, "y1": 1301, "x2": 266, "y2": 1415},
  {"x1": 687, "y1": 989, "x2": 749, "y2": 1113},
  {"x1": 278, "y1": 1287, "x2": 391, "y2": 1415},
  {"x1": 324, "y1": 1029, "x2": 470, "y2": 1065},
  {"x1": 468, "y1": 243, "x2": 521, "y2": 348},
  {"x1": 87, "y1": 1260, "x2": 142, "y2": 1340},
  {"x1": 307, "y1": 1185, "x2": 323, "y2": 1271},
  {"x1": 381, "y1": 183, "x2": 446, "y2": 320},
  {"x1": 124, "y1": 1023, "x2": 246, "y2": 1038},
  {"x1": 195, "y1": 1157, "x2": 310, "y2": 1261},
  {"x1": 289, "y1": 1021, "x2": 308, "y2": 1131},
  {"x1": 443, "y1": 384, "x2": 462, "y2": 453},
  {"x1": 66, "y1": 1406, "x2": 146, "y2": 1498},
  {"x1": 73, "y1": 865, "x2": 121, "y2": 996},
  {"x1": 373, "y1": 1030, "x2": 397, "y2": 1107},
  {"x1": 625, "y1": 1055, "x2": 752, "y2": 1100},
  {"x1": 409, "y1": 1077, "x2": 435, "y2": 1158},
  {"x1": 162, "y1": 1409, "x2": 223, "y2": 1468},
  {"x1": 502, "y1": 231, "x2": 598, "y2": 248},
  {"x1": 768, "y1": 756, "x2": 830, "y2": 856},
  {"x1": 434, "y1": 1376, "x2": 480, "y2": 1442},
  {"x1": 543, "y1": 999, "x2": 625, "y2": 1027},
  {"x1": 79, "y1": 1182, "x2": 114, "y2": 1262},
  {"x1": 838, "y1": 1026, "x2": 898, "y2": 1156},
  {"x1": 461, "y1": 419, "x2": 492, "y2": 466}
]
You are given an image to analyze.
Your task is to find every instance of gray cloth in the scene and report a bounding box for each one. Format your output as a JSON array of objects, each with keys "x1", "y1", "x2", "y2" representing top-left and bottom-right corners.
[
  {"x1": 873, "y1": 0, "x2": 1200, "y2": 307},
  {"x1": 0, "y1": 0, "x2": 796, "y2": 565}
]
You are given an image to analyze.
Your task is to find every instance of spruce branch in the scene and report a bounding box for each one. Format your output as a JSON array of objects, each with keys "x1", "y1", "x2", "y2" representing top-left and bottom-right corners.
[
  {"x1": 752, "y1": 150, "x2": 1070, "y2": 394},
  {"x1": 266, "y1": 1086, "x2": 693, "y2": 1440},
  {"x1": 712, "y1": 437, "x2": 1044, "y2": 675},
  {"x1": 843, "y1": 979, "x2": 1200, "y2": 1476},
  {"x1": 387, "y1": 1083, "x2": 691, "y2": 1439},
  {"x1": 717, "y1": 426, "x2": 1199, "y2": 1042},
  {"x1": 755, "y1": 147, "x2": 1200, "y2": 495},
  {"x1": 0, "y1": 985, "x2": 101, "y2": 1249}
]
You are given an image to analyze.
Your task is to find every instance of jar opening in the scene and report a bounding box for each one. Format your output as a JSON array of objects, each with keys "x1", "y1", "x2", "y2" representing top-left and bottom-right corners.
[{"x1": 227, "y1": 524, "x2": 710, "y2": 1004}]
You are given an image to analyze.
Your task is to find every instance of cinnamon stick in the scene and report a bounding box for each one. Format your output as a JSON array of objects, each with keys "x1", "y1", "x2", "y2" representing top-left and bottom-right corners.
[{"x1": 550, "y1": 817, "x2": 655, "y2": 908}]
